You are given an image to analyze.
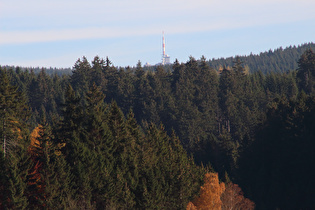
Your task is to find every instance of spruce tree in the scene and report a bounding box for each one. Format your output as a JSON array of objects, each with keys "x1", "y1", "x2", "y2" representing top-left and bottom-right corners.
[
  {"x1": 297, "y1": 49, "x2": 315, "y2": 94},
  {"x1": 84, "y1": 83, "x2": 115, "y2": 208},
  {"x1": 0, "y1": 69, "x2": 29, "y2": 158},
  {"x1": 70, "y1": 56, "x2": 92, "y2": 98},
  {"x1": 107, "y1": 101, "x2": 137, "y2": 209},
  {"x1": 27, "y1": 122, "x2": 73, "y2": 209},
  {"x1": 0, "y1": 142, "x2": 31, "y2": 209}
]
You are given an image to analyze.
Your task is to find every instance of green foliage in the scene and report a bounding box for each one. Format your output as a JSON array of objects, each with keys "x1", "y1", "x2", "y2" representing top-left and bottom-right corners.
[
  {"x1": 0, "y1": 69, "x2": 30, "y2": 158},
  {"x1": 0, "y1": 69, "x2": 31, "y2": 208},
  {"x1": 2, "y1": 45, "x2": 315, "y2": 209},
  {"x1": 1, "y1": 145, "x2": 31, "y2": 209},
  {"x1": 209, "y1": 42, "x2": 315, "y2": 74},
  {"x1": 27, "y1": 122, "x2": 73, "y2": 209},
  {"x1": 297, "y1": 49, "x2": 315, "y2": 95},
  {"x1": 239, "y1": 94, "x2": 315, "y2": 209}
]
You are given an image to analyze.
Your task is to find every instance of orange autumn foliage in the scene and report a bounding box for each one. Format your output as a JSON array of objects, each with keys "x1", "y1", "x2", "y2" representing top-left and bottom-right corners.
[
  {"x1": 28, "y1": 124, "x2": 65, "y2": 194},
  {"x1": 27, "y1": 125, "x2": 46, "y2": 205},
  {"x1": 221, "y1": 182, "x2": 255, "y2": 210},
  {"x1": 187, "y1": 201, "x2": 198, "y2": 210},
  {"x1": 29, "y1": 124, "x2": 65, "y2": 156},
  {"x1": 188, "y1": 172, "x2": 225, "y2": 210},
  {"x1": 187, "y1": 172, "x2": 255, "y2": 210},
  {"x1": 28, "y1": 124, "x2": 43, "y2": 156}
]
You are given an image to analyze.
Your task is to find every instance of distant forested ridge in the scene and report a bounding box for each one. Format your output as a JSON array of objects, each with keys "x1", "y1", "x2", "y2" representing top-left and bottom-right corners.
[
  {"x1": 0, "y1": 66, "x2": 72, "y2": 76},
  {"x1": 1, "y1": 44, "x2": 315, "y2": 209},
  {"x1": 209, "y1": 42, "x2": 315, "y2": 73},
  {"x1": 3, "y1": 42, "x2": 315, "y2": 75}
]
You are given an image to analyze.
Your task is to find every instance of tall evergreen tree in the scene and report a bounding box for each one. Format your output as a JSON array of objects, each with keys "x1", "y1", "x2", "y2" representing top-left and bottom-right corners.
[
  {"x1": 0, "y1": 69, "x2": 29, "y2": 158},
  {"x1": 0, "y1": 137, "x2": 31, "y2": 210},
  {"x1": 70, "y1": 56, "x2": 92, "y2": 97},
  {"x1": 297, "y1": 49, "x2": 315, "y2": 94},
  {"x1": 27, "y1": 122, "x2": 73, "y2": 209},
  {"x1": 240, "y1": 94, "x2": 315, "y2": 209},
  {"x1": 84, "y1": 83, "x2": 116, "y2": 208}
]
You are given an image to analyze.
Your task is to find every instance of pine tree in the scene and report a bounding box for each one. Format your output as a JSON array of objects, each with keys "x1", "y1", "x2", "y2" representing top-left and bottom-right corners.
[
  {"x1": 6, "y1": 146, "x2": 30, "y2": 209},
  {"x1": 107, "y1": 101, "x2": 138, "y2": 209},
  {"x1": 84, "y1": 83, "x2": 115, "y2": 208},
  {"x1": 133, "y1": 62, "x2": 155, "y2": 123},
  {"x1": 171, "y1": 59, "x2": 184, "y2": 90},
  {"x1": 56, "y1": 84, "x2": 83, "y2": 163},
  {"x1": 0, "y1": 68, "x2": 30, "y2": 209},
  {"x1": 173, "y1": 57, "x2": 202, "y2": 148},
  {"x1": 27, "y1": 122, "x2": 73, "y2": 209},
  {"x1": 239, "y1": 94, "x2": 315, "y2": 209},
  {"x1": 102, "y1": 57, "x2": 119, "y2": 102},
  {"x1": 91, "y1": 56, "x2": 107, "y2": 93},
  {"x1": 297, "y1": 49, "x2": 315, "y2": 94},
  {"x1": 0, "y1": 143, "x2": 31, "y2": 209},
  {"x1": 84, "y1": 83, "x2": 111, "y2": 152},
  {"x1": 116, "y1": 67, "x2": 135, "y2": 113},
  {"x1": 0, "y1": 69, "x2": 29, "y2": 158},
  {"x1": 70, "y1": 56, "x2": 92, "y2": 97}
]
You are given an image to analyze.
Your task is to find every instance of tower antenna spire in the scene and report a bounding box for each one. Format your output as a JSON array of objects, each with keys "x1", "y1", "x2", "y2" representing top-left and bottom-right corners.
[
  {"x1": 162, "y1": 31, "x2": 165, "y2": 58},
  {"x1": 161, "y1": 31, "x2": 170, "y2": 65}
]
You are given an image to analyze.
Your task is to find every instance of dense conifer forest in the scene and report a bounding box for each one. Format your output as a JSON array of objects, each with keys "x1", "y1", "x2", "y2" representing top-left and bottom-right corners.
[
  {"x1": 1, "y1": 43, "x2": 315, "y2": 209},
  {"x1": 209, "y1": 42, "x2": 315, "y2": 74}
]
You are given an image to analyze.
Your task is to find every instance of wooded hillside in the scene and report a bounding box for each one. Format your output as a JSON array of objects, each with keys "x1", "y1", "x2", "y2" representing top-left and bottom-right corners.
[{"x1": 1, "y1": 46, "x2": 315, "y2": 209}]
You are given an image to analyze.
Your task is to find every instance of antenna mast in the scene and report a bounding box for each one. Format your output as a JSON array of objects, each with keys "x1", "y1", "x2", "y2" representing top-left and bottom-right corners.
[
  {"x1": 162, "y1": 31, "x2": 165, "y2": 57},
  {"x1": 162, "y1": 31, "x2": 166, "y2": 64},
  {"x1": 161, "y1": 31, "x2": 170, "y2": 65}
]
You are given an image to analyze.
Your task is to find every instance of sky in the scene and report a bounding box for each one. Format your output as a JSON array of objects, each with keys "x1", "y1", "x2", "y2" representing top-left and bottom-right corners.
[{"x1": 1, "y1": 0, "x2": 315, "y2": 68}]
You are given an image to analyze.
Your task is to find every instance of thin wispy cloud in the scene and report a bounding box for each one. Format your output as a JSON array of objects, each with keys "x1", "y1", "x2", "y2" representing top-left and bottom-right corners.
[
  {"x1": 1, "y1": 0, "x2": 314, "y2": 67},
  {"x1": 0, "y1": 0, "x2": 315, "y2": 44}
]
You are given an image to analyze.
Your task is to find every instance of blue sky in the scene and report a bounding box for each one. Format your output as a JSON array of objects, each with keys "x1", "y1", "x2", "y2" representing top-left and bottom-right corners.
[{"x1": 1, "y1": 0, "x2": 314, "y2": 68}]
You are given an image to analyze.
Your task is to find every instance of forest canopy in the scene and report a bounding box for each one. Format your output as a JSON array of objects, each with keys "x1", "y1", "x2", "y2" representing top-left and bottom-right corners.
[{"x1": 1, "y1": 43, "x2": 315, "y2": 209}]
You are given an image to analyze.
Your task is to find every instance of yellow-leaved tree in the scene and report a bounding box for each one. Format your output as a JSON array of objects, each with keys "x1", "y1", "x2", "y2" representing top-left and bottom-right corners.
[
  {"x1": 187, "y1": 172, "x2": 225, "y2": 210},
  {"x1": 28, "y1": 124, "x2": 42, "y2": 156}
]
